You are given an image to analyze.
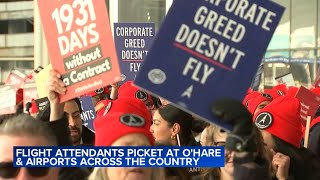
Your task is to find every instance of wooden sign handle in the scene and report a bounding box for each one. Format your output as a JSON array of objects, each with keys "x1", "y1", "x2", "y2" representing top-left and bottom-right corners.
[{"x1": 304, "y1": 116, "x2": 312, "y2": 148}]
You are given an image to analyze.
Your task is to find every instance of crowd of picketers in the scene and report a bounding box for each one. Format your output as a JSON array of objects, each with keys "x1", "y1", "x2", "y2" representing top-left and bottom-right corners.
[{"x1": 0, "y1": 69, "x2": 320, "y2": 180}]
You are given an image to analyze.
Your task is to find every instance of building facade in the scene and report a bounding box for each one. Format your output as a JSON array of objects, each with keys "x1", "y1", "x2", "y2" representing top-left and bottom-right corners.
[{"x1": 0, "y1": 0, "x2": 34, "y2": 83}]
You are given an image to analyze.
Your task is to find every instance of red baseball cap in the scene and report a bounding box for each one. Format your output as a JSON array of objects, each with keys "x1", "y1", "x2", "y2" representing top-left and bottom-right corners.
[
  {"x1": 84, "y1": 86, "x2": 110, "y2": 97},
  {"x1": 118, "y1": 81, "x2": 154, "y2": 106},
  {"x1": 94, "y1": 97, "x2": 154, "y2": 146}
]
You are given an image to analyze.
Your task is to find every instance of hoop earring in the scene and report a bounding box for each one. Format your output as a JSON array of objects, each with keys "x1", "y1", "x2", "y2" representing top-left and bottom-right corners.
[{"x1": 176, "y1": 134, "x2": 181, "y2": 146}]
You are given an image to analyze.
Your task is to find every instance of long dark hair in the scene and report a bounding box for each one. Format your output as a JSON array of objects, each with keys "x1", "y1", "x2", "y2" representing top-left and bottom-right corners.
[{"x1": 158, "y1": 104, "x2": 199, "y2": 146}]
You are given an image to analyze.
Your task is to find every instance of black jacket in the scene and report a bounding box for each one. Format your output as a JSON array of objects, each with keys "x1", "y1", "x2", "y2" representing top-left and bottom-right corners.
[{"x1": 47, "y1": 114, "x2": 92, "y2": 180}]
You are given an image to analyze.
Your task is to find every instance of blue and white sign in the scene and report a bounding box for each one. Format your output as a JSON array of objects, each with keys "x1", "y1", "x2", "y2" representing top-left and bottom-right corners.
[
  {"x1": 134, "y1": 0, "x2": 285, "y2": 130},
  {"x1": 14, "y1": 146, "x2": 224, "y2": 168},
  {"x1": 114, "y1": 23, "x2": 155, "y2": 82},
  {"x1": 79, "y1": 96, "x2": 97, "y2": 132}
]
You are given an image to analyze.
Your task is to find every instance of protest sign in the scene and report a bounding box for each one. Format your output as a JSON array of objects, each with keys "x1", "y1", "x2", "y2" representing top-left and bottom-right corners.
[
  {"x1": 35, "y1": 97, "x2": 50, "y2": 114},
  {"x1": 79, "y1": 96, "x2": 97, "y2": 132},
  {"x1": 134, "y1": 0, "x2": 284, "y2": 130},
  {"x1": 250, "y1": 63, "x2": 264, "y2": 91},
  {"x1": 295, "y1": 86, "x2": 320, "y2": 123},
  {"x1": 114, "y1": 23, "x2": 155, "y2": 82},
  {"x1": 0, "y1": 85, "x2": 16, "y2": 114},
  {"x1": 275, "y1": 72, "x2": 295, "y2": 87},
  {"x1": 23, "y1": 82, "x2": 38, "y2": 111},
  {"x1": 37, "y1": 0, "x2": 121, "y2": 102},
  {"x1": 0, "y1": 106, "x2": 16, "y2": 115},
  {"x1": 5, "y1": 70, "x2": 26, "y2": 89},
  {"x1": 35, "y1": 64, "x2": 52, "y2": 98}
]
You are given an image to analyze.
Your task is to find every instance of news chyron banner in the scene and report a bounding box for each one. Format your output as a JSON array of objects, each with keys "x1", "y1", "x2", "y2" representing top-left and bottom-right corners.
[
  {"x1": 79, "y1": 96, "x2": 97, "y2": 132},
  {"x1": 114, "y1": 23, "x2": 155, "y2": 83},
  {"x1": 37, "y1": 0, "x2": 121, "y2": 102},
  {"x1": 14, "y1": 146, "x2": 224, "y2": 168},
  {"x1": 134, "y1": 0, "x2": 284, "y2": 130}
]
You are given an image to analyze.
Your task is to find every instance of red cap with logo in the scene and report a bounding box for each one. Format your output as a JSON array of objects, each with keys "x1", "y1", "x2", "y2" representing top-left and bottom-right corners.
[
  {"x1": 84, "y1": 86, "x2": 110, "y2": 97},
  {"x1": 94, "y1": 97, "x2": 154, "y2": 146},
  {"x1": 253, "y1": 95, "x2": 302, "y2": 148},
  {"x1": 247, "y1": 92, "x2": 273, "y2": 114},
  {"x1": 243, "y1": 91, "x2": 260, "y2": 107},
  {"x1": 264, "y1": 84, "x2": 287, "y2": 99},
  {"x1": 118, "y1": 81, "x2": 153, "y2": 104}
]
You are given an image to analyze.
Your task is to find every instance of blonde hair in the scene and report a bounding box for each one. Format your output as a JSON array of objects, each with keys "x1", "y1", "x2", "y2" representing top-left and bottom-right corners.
[
  {"x1": 201, "y1": 125, "x2": 224, "y2": 146},
  {"x1": 201, "y1": 125, "x2": 223, "y2": 179},
  {"x1": 88, "y1": 167, "x2": 166, "y2": 180}
]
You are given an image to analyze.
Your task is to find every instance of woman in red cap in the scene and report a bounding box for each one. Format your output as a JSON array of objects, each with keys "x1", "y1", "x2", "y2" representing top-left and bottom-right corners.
[
  {"x1": 254, "y1": 95, "x2": 320, "y2": 180},
  {"x1": 89, "y1": 97, "x2": 165, "y2": 180}
]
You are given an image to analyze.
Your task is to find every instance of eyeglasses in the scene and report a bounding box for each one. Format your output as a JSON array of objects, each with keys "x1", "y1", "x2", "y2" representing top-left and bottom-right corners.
[{"x1": 0, "y1": 162, "x2": 50, "y2": 178}]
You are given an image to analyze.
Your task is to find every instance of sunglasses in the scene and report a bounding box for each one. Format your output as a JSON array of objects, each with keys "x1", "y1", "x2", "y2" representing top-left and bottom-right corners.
[{"x1": 0, "y1": 162, "x2": 50, "y2": 178}]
